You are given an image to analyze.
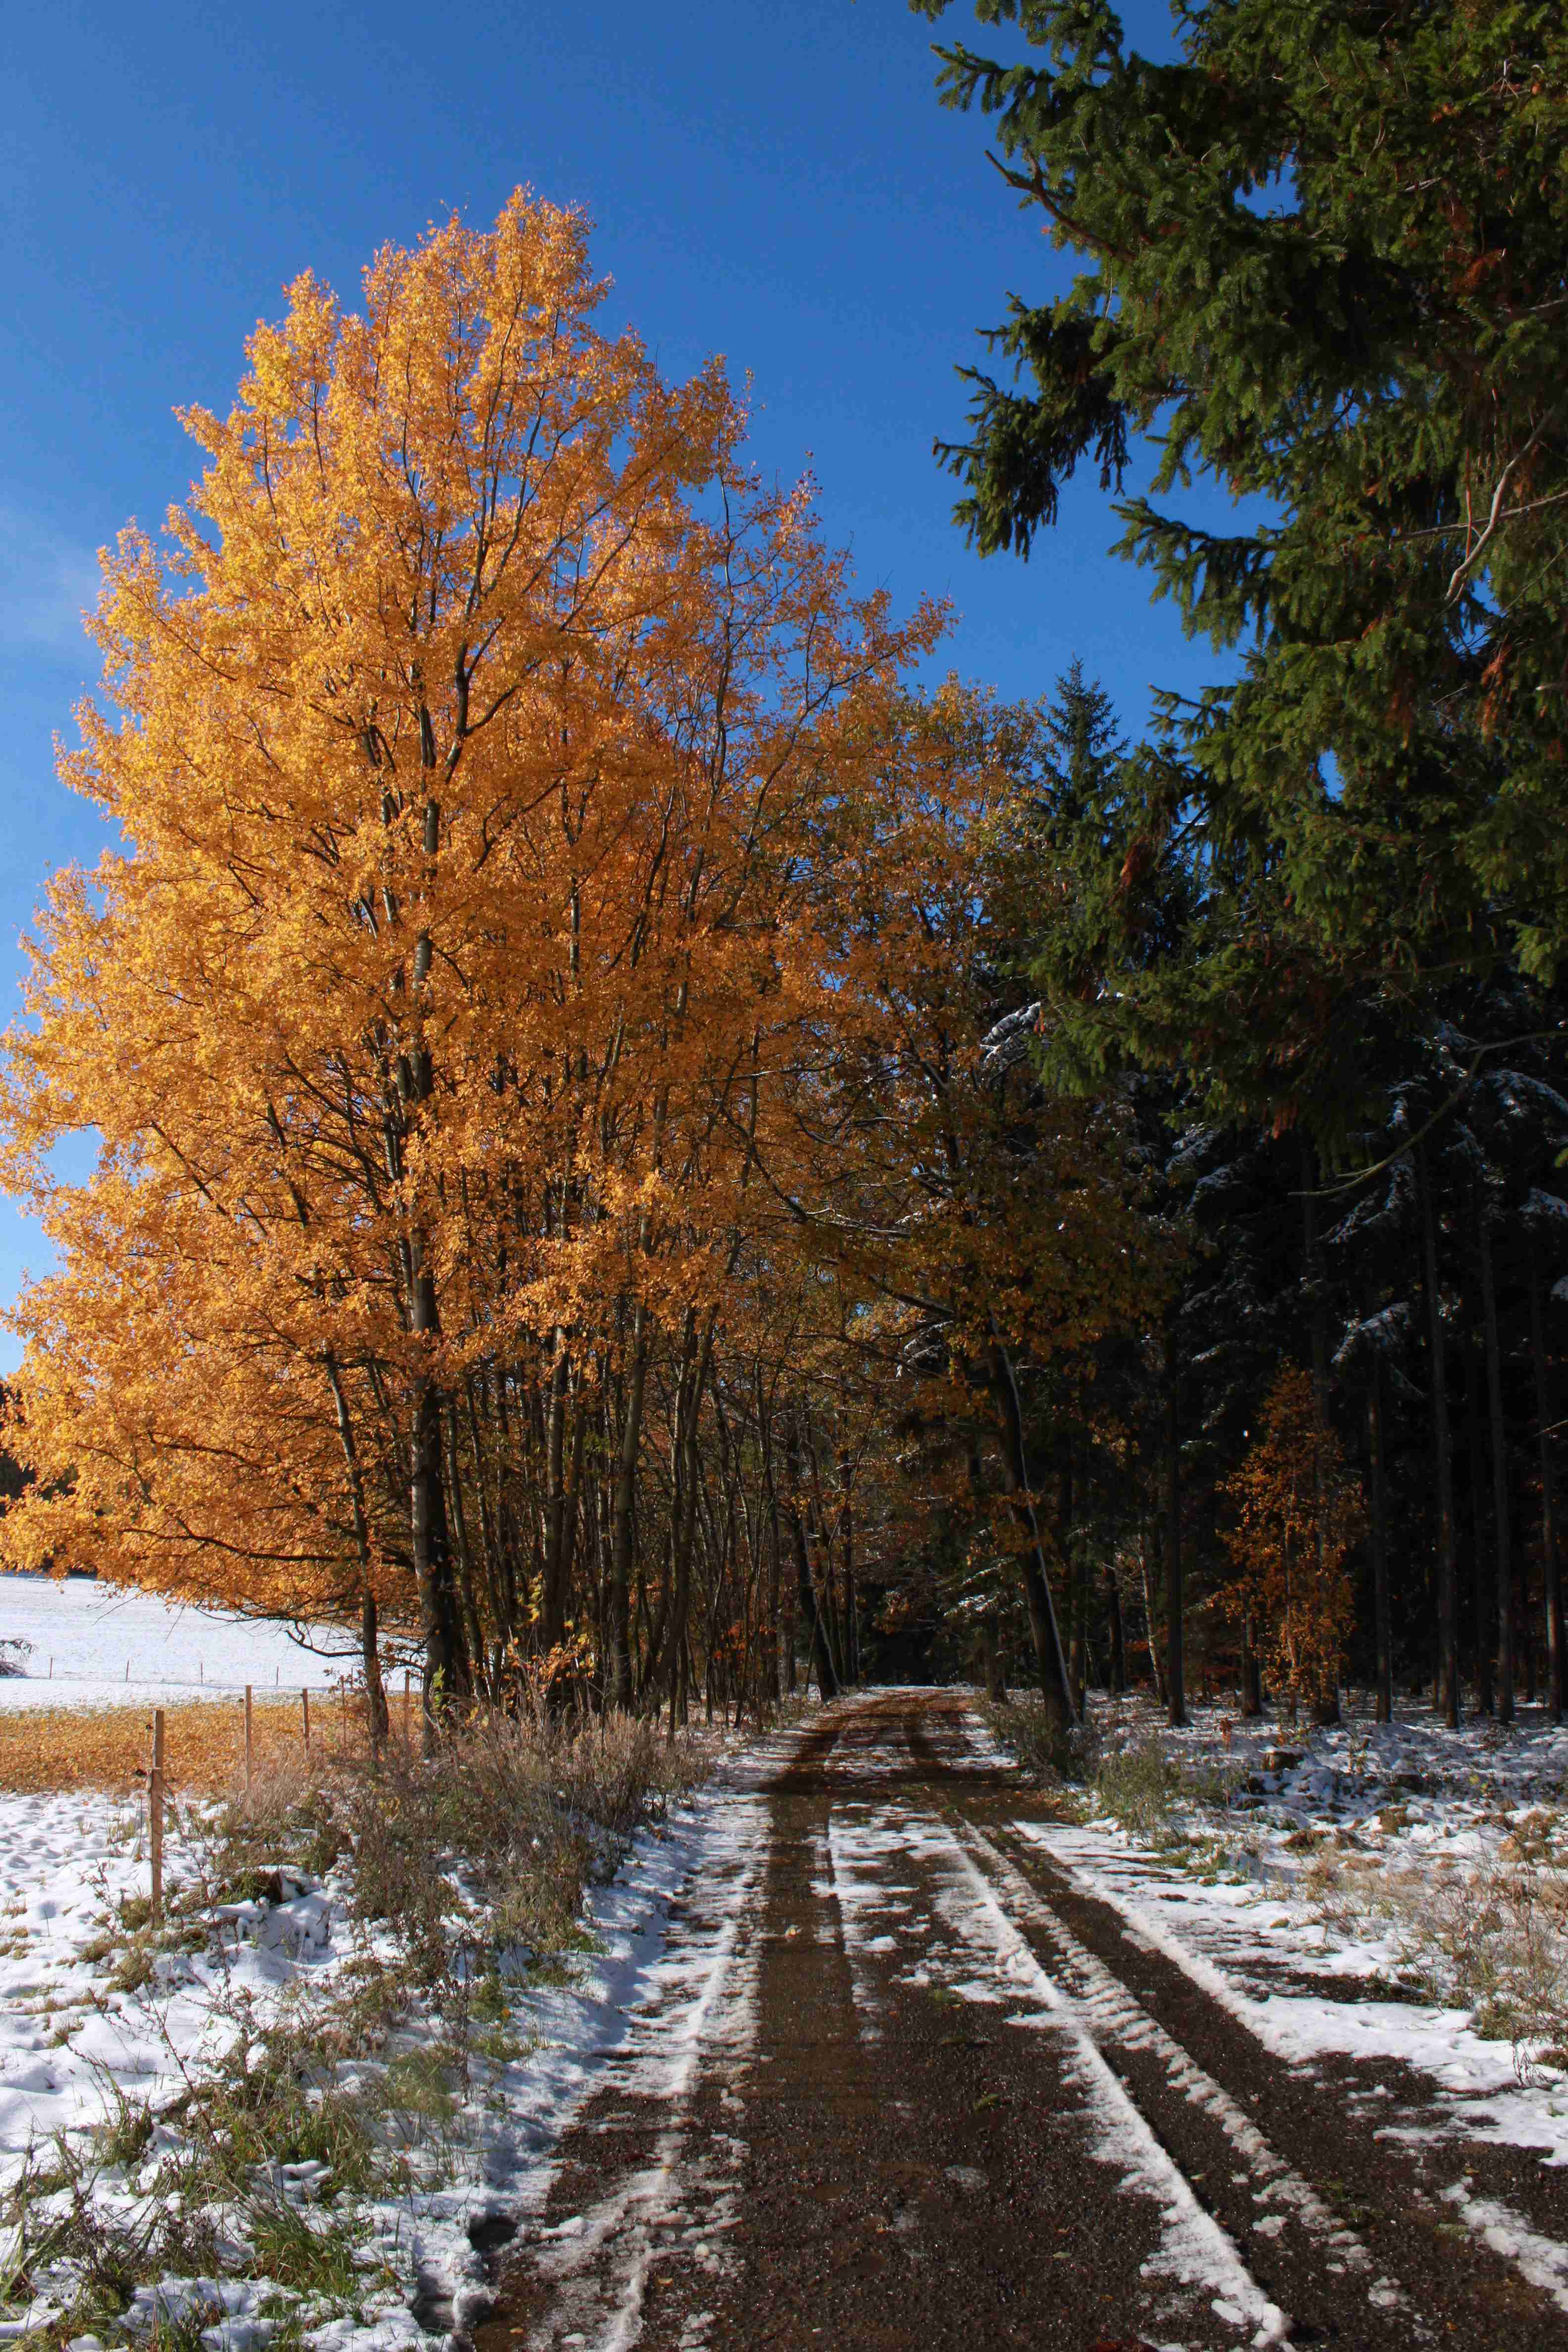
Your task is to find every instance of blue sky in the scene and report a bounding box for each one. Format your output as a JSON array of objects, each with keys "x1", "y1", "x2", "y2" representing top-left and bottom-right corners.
[{"x1": 0, "y1": 0, "x2": 1206, "y2": 1369}]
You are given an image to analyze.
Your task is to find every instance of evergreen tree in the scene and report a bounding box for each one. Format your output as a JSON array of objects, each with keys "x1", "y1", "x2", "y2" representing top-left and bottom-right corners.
[
  {"x1": 914, "y1": 0, "x2": 1568, "y2": 1120},
  {"x1": 1039, "y1": 658, "x2": 1124, "y2": 829}
]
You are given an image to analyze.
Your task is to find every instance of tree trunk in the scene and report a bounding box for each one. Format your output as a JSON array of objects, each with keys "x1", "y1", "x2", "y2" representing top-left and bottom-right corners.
[
  {"x1": 401, "y1": 763, "x2": 469, "y2": 1730},
  {"x1": 1526, "y1": 1581, "x2": 1539, "y2": 1703},
  {"x1": 757, "y1": 1381, "x2": 792, "y2": 1701},
  {"x1": 649, "y1": 1319, "x2": 715, "y2": 1706},
  {"x1": 838, "y1": 1450, "x2": 859, "y2": 1685},
  {"x1": 1164, "y1": 1330, "x2": 1186, "y2": 1729},
  {"x1": 360, "y1": 1584, "x2": 390, "y2": 1746},
  {"x1": 1141, "y1": 1520, "x2": 1166, "y2": 1707},
  {"x1": 1063, "y1": 1453, "x2": 1087, "y2": 1712},
  {"x1": 1302, "y1": 1149, "x2": 1339, "y2": 1726},
  {"x1": 562, "y1": 1384, "x2": 590, "y2": 1651},
  {"x1": 806, "y1": 1421, "x2": 846, "y2": 1692},
  {"x1": 1479, "y1": 1209, "x2": 1514, "y2": 1723},
  {"x1": 819, "y1": 1531, "x2": 846, "y2": 1692},
  {"x1": 1531, "y1": 1257, "x2": 1564, "y2": 1723},
  {"x1": 322, "y1": 1345, "x2": 390, "y2": 1745},
  {"x1": 790, "y1": 1503, "x2": 838, "y2": 1701},
  {"x1": 540, "y1": 1334, "x2": 570, "y2": 1655},
  {"x1": 1106, "y1": 1566, "x2": 1126, "y2": 1695},
  {"x1": 412, "y1": 1368, "x2": 468, "y2": 1727},
  {"x1": 766, "y1": 1486, "x2": 785, "y2": 1702},
  {"x1": 442, "y1": 1400, "x2": 488, "y2": 1699},
  {"x1": 784, "y1": 1572, "x2": 798, "y2": 1696},
  {"x1": 667, "y1": 1370, "x2": 705, "y2": 1696},
  {"x1": 460, "y1": 1374, "x2": 503, "y2": 1639},
  {"x1": 1368, "y1": 1353, "x2": 1393, "y2": 1723},
  {"x1": 786, "y1": 1415, "x2": 838, "y2": 1701},
  {"x1": 607, "y1": 1305, "x2": 649, "y2": 1710},
  {"x1": 1417, "y1": 1141, "x2": 1461, "y2": 1727},
  {"x1": 1241, "y1": 1612, "x2": 1264, "y2": 1717},
  {"x1": 1465, "y1": 1326, "x2": 1493, "y2": 1712},
  {"x1": 986, "y1": 1334, "x2": 1076, "y2": 1729},
  {"x1": 408, "y1": 1228, "x2": 469, "y2": 1730}
]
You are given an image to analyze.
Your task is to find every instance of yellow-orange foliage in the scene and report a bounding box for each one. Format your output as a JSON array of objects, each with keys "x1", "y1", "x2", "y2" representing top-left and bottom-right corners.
[
  {"x1": 0, "y1": 194, "x2": 1157, "y2": 1719},
  {"x1": 0, "y1": 197, "x2": 937, "y2": 1651}
]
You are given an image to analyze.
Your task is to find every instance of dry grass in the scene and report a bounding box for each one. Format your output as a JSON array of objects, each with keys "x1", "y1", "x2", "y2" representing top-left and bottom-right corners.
[
  {"x1": 1300, "y1": 1837, "x2": 1568, "y2": 2078},
  {"x1": 0, "y1": 1694, "x2": 386, "y2": 1795},
  {"x1": 978, "y1": 1693, "x2": 1101, "y2": 1791}
]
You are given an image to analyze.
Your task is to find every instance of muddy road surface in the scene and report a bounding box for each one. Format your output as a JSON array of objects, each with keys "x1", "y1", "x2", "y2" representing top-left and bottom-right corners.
[{"x1": 474, "y1": 1692, "x2": 1568, "y2": 2351}]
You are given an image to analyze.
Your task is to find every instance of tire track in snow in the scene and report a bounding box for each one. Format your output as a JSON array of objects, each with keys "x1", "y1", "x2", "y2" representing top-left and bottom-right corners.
[
  {"x1": 518, "y1": 1794, "x2": 770, "y2": 2352},
  {"x1": 961, "y1": 1817, "x2": 1420, "y2": 2335},
  {"x1": 924, "y1": 1812, "x2": 1292, "y2": 2349},
  {"x1": 1006, "y1": 1807, "x2": 1568, "y2": 2331},
  {"x1": 488, "y1": 1695, "x2": 1568, "y2": 2349}
]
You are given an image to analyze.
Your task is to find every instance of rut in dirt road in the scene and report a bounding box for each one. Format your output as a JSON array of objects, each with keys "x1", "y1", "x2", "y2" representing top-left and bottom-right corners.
[{"x1": 475, "y1": 1694, "x2": 1568, "y2": 2352}]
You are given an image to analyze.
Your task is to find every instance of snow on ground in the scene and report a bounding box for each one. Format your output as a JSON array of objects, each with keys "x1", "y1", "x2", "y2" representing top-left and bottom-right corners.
[
  {"x1": 941, "y1": 1826, "x2": 1292, "y2": 2346},
  {"x1": 1105, "y1": 1683, "x2": 1568, "y2": 1843},
  {"x1": 0, "y1": 1713, "x2": 794, "y2": 2352},
  {"x1": 998, "y1": 1687, "x2": 1568, "y2": 2172},
  {"x1": 515, "y1": 1775, "x2": 771, "y2": 2352},
  {"x1": 0, "y1": 1576, "x2": 374, "y2": 1707},
  {"x1": 7, "y1": 1666, "x2": 1565, "y2": 2345}
]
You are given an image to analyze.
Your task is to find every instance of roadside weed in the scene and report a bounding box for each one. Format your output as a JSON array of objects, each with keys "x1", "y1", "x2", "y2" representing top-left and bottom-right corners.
[{"x1": 1095, "y1": 1740, "x2": 1182, "y2": 1844}]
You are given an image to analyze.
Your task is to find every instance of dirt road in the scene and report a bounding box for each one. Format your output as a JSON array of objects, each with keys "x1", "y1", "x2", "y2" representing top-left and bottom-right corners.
[{"x1": 475, "y1": 1692, "x2": 1568, "y2": 2351}]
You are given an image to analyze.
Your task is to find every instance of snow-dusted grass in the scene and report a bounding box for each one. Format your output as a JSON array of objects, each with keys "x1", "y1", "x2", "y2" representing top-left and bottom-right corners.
[
  {"x1": 0, "y1": 1578, "x2": 375, "y2": 1711},
  {"x1": 1095, "y1": 1686, "x2": 1568, "y2": 2071},
  {"x1": 985, "y1": 1683, "x2": 1568, "y2": 2162},
  {"x1": 1298, "y1": 1819, "x2": 1568, "y2": 2060},
  {"x1": 0, "y1": 1709, "x2": 715, "y2": 2352}
]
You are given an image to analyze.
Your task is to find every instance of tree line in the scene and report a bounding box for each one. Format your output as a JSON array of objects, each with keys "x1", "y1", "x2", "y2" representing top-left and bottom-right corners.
[
  {"x1": 883, "y1": 0, "x2": 1568, "y2": 1729},
  {"x1": 3, "y1": 0, "x2": 1567, "y2": 1742}
]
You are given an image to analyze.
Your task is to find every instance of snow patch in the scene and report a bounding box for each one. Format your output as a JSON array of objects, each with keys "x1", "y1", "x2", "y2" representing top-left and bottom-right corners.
[{"x1": 1441, "y1": 2179, "x2": 1568, "y2": 2314}]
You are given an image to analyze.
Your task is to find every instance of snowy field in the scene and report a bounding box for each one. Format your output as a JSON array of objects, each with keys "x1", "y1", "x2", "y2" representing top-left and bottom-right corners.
[{"x1": 0, "y1": 1575, "x2": 379, "y2": 1707}]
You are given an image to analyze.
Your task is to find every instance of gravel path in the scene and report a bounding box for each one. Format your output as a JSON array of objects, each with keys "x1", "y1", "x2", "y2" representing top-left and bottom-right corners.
[{"x1": 476, "y1": 1692, "x2": 1568, "y2": 2351}]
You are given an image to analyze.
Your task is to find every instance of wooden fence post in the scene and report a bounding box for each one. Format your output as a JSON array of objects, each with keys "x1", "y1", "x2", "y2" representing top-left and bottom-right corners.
[
  {"x1": 149, "y1": 1709, "x2": 165, "y2": 1924},
  {"x1": 301, "y1": 1687, "x2": 310, "y2": 1755},
  {"x1": 403, "y1": 1669, "x2": 412, "y2": 1746},
  {"x1": 244, "y1": 1684, "x2": 253, "y2": 1811}
]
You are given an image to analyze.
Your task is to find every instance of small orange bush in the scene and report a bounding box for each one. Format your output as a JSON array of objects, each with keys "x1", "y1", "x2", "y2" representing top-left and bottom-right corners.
[{"x1": 1221, "y1": 1363, "x2": 1365, "y2": 1716}]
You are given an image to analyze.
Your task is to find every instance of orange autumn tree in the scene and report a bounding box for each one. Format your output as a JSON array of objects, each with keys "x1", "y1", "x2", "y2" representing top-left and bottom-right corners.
[
  {"x1": 1220, "y1": 1364, "x2": 1366, "y2": 1722},
  {"x1": 0, "y1": 192, "x2": 951, "y2": 1715}
]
